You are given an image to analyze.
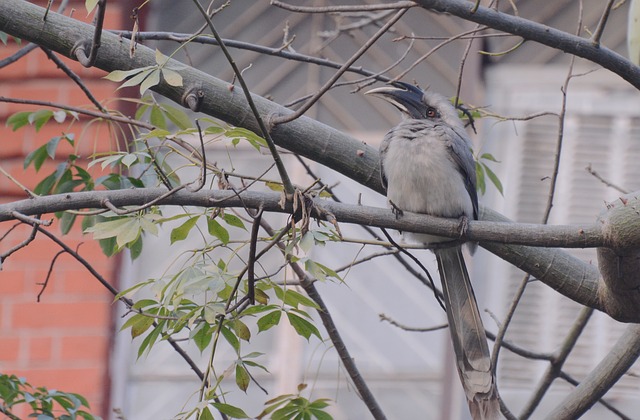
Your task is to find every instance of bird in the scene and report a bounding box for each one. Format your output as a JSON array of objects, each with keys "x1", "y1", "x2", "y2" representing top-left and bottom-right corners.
[{"x1": 367, "y1": 82, "x2": 499, "y2": 419}]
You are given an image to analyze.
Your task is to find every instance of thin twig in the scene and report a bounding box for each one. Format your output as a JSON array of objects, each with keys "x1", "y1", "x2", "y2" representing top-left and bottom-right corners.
[
  {"x1": 73, "y1": 0, "x2": 106, "y2": 67},
  {"x1": 381, "y1": 228, "x2": 443, "y2": 310},
  {"x1": 112, "y1": 30, "x2": 397, "y2": 86},
  {"x1": 0, "y1": 215, "x2": 41, "y2": 263},
  {"x1": 591, "y1": 0, "x2": 617, "y2": 46},
  {"x1": 519, "y1": 307, "x2": 594, "y2": 419},
  {"x1": 259, "y1": 218, "x2": 388, "y2": 420},
  {"x1": 379, "y1": 313, "x2": 447, "y2": 332},
  {"x1": 392, "y1": 26, "x2": 490, "y2": 84},
  {"x1": 186, "y1": 120, "x2": 207, "y2": 193},
  {"x1": 190, "y1": 0, "x2": 295, "y2": 196},
  {"x1": 0, "y1": 96, "x2": 154, "y2": 130},
  {"x1": 586, "y1": 164, "x2": 628, "y2": 194},
  {"x1": 247, "y1": 206, "x2": 263, "y2": 304},
  {"x1": 40, "y1": 47, "x2": 107, "y2": 112},
  {"x1": 37, "y1": 249, "x2": 66, "y2": 301},
  {"x1": 271, "y1": 8, "x2": 408, "y2": 125},
  {"x1": 270, "y1": 0, "x2": 416, "y2": 13}
]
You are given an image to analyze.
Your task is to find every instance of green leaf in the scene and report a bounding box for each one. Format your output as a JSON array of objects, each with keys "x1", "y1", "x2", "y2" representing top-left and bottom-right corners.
[
  {"x1": 131, "y1": 299, "x2": 157, "y2": 310},
  {"x1": 203, "y1": 303, "x2": 225, "y2": 324},
  {"x1": 170, "y1": 216, "x2": 199, "y2": 244},
  {"x1": 475, "y1": 161, "x2": 486, "y2": 195},
  {"x1": 304, "y1": 259, "x2": 341, "y2": 282},
  {"x1": 309, "y1": 408, "x2": 333, "y2": 420},
  {"x1": 257, "y1": 310, "x2": 282, "y2": 333},
  {"x1": 480, "y1": 153, "x2": 500, "y2": 163},
  {"x1": 137, "y1": 322, "x2": 163, "y2": 359},
  {"x1": 59, "y1": 212, "x2": 77, "y2": 235},
  {"x1": 23, "y1": 145, "x2": 49, "y2": 171},
  {"x1": 192, "y1": 323, "x2": 213, "y2": 352},
  {"x1": 225, "y1": 127, "x2": 267, "y2": 151},
  {"x1": 283, "y1": 290, "x2": 320, "y2": 310},
  {"x1": 128, "y1": 235, "x2": 144, "y2": 260},
  {"x1": 222, "y1": 213, "x2": 247, "y2": 230},
  {"x1": 286, "y1": 312, "x2": 321, "y2": 341},
  {"x1": 120, "y1": 68, "x2": 154, "y2": 90},
  {"x1": 162, "y1": 68, "x2": 183, "y2": 87},
  {"x1": 482, "y1": 162, "x2": 504, "y2": 196},
  {"x1": 85, "y1": 0, "x2": 99, "y2": 13},
  {"x1": 84, "y1": 217, "x2": 143, "y2": 249},
  {"x1": 103, "y1": 67, "x2": 150, "y2": 82},
  {"x1": 231, "y1": 319, "x2": 251, "y2": 342},
  {"x1": 155, "y1": 48, "x2": 169, "y2": 66},
  {"x1": 254, "y1": 288, "x2": 270, "y2": 305},
  {"x1": 207, "y1": 218, "x2": 230, "y2": 244},
  {"x1": 235, "y1": 364, "x2": 250, "y2": 392},
  {"x1": 198, "y1": 407, "x2": 215, "y2": 420},
  {"x1": 140, "y1": 69, "x2": 161, "y2": 95},
  {"x1": 29, "y1": 109, "x2": 53, "y2": 132},
  {"x1": 210, "y1": 402, "x2": 249, "y2": 419},
  {"x1": 161, "y1": 104, "x2": 192, "y2": 130},
  {"x1": 120, "y1": 313, "x2": 154, "y2": 338},
  {"x1": 220, "y1": 325, "x2": 240, "y2": 353},
  {"x1": 6, "y1": 111, "x2": 31, "y2": 131},
  {"x1": 265, "y1": 181, "x2": 284, "y2": 192},
  {"x1": 149, "y1": 105, "x2": 166, "y2": 130}
]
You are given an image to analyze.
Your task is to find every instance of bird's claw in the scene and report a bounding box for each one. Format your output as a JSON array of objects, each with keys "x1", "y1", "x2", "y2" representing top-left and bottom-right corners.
[
  {"x1": 457, "y1": 215, "x2": 469, "y2": 237},
  {"x1": 389, "y1": 200, "x2": 404, "y2": 219}
]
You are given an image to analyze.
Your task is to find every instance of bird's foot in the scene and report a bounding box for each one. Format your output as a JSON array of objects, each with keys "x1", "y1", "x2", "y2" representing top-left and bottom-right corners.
[
  {"x1": 389, "y1": 200, "x2": 404, "y2": 219},
  {"x1": 457, "y1": 215, "x2": 469, "y2": 238}
]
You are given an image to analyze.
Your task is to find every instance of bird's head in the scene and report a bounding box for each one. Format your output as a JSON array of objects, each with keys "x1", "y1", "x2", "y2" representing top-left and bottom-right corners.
[{"x1": 366, "y1": 82, "x2": 463, "y2": 129}]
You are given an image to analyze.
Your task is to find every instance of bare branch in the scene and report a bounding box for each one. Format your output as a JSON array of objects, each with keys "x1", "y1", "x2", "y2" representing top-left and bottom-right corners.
[
  {"x1": 591, "y1": 0, "x2": 617, "y2": 46},
  {"x1": 258, "y1": 217, "x2": 388, "y2": 420},
  {"x1": 190, "y1": 0, "x2": 295, "y2": 196},
  {"x1": 547, "y1": 324, "x2": 640, "y2": 419},
  {"x1": 270, "y1": 0, "x2": 416, "y2": 13},
  {"x1": 412, "y1": 0, "x2": 640, "y2": 89},
  {"x1": 271, "y1": 8, "x2": 409, "y2": 125},
  {"x1": 72, "y1": 0, "x2": 106, "y2": 67}
]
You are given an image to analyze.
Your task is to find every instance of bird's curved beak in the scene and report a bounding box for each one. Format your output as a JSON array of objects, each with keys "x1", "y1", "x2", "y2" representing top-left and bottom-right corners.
[{"x1": 365, "y1": 82, "x2": 425, "y2": 119}]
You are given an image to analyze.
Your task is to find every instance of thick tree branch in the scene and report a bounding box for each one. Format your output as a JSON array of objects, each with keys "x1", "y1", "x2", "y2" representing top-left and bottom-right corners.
[
  {"x1": 0, "y1": 188, "x2": 605, "y2": 248},
  {"x1": 2, "y1": 187, "x2": 640, "y2": 322},
  {"x1": 546, "y1": 324, "x2": 640, "y2": 419},
  {"x1": 413, "y1": 0, "x2": 640, "y2": 89},
  {"x1": 2, "y1": 0, "x2": 640, "y2": 320}
]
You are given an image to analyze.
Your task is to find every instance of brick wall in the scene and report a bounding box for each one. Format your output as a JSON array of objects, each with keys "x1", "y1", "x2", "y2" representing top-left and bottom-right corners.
[{"x1": 0, "y1": 1, "x2": 131, "y2": 417}]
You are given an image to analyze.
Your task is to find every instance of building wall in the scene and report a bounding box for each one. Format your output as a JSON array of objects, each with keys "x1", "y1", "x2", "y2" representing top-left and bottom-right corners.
[{"x1": 0, "y1": 1, "x2": 131, "y2": 417}]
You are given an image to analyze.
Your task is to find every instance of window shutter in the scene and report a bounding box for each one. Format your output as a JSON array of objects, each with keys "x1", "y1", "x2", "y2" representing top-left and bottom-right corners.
[{"x1": 479, "y1": 66, "x2": 640, "y2": 401}]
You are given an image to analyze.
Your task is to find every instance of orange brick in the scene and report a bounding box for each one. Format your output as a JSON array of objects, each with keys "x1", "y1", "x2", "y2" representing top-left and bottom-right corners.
[
  {"x1": 61, "y1": 334, "x2": 108, "y2": 362},
  {"x1": 0, "y1": 269, "x2": 25, "y2": 295},
  {"x1": 0, "y1": 44, "x2": 31, "y2": 80},
  {"x1": 28, "y1": 335, "x2": 53, "y2": 362},
  {"x1": 61, "y1": 267, "x2": 116, "y2": 296},
  {"x1": 0, "y1": 336, "x2": 21, "y2": 362},
  {"x1": 2, "y1": 80, "x2": 64, "y2": 109},
  {"x1": 63, "y1": 81, "x2": 118, "y2": 107},
  {"x1": 0, "y1": 126, "x2": 28, "y2": 158},
  {"x1": 10, "y1": 366, "x2": 105, "y2": 402},
  {"x1": 11, "y1": 299, "x2": 111, "y2": 329}
]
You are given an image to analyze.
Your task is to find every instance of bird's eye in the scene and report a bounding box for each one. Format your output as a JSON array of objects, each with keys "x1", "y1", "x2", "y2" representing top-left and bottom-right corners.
[{"x1": 426, "y1": 107, "x2": 439, "y2": 118}]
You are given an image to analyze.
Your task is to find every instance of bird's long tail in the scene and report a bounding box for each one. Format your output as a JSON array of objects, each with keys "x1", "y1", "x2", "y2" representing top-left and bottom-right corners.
[{"x1": 435, "y1": 246, "x2": 500, "y2": 420}]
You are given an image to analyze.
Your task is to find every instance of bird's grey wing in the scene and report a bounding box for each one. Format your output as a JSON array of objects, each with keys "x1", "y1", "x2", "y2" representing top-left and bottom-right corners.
[
  {"x1": 446, "y1": 126, "x2": 479, "y2": 220},
  {"x1": 379, "y1": 133, "x2": 392, "y2": 191}
]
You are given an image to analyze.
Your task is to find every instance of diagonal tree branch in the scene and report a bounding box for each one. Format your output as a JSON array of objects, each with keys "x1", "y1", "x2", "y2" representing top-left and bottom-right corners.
[{"x1": 413, "y1": 0, "x2": 640, "y2": 89}]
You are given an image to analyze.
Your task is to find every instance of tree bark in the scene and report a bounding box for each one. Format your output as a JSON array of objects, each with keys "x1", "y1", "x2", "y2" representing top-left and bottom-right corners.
[{"x1": 2, "y1": 0, "x2": 640, "y2": 321}]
